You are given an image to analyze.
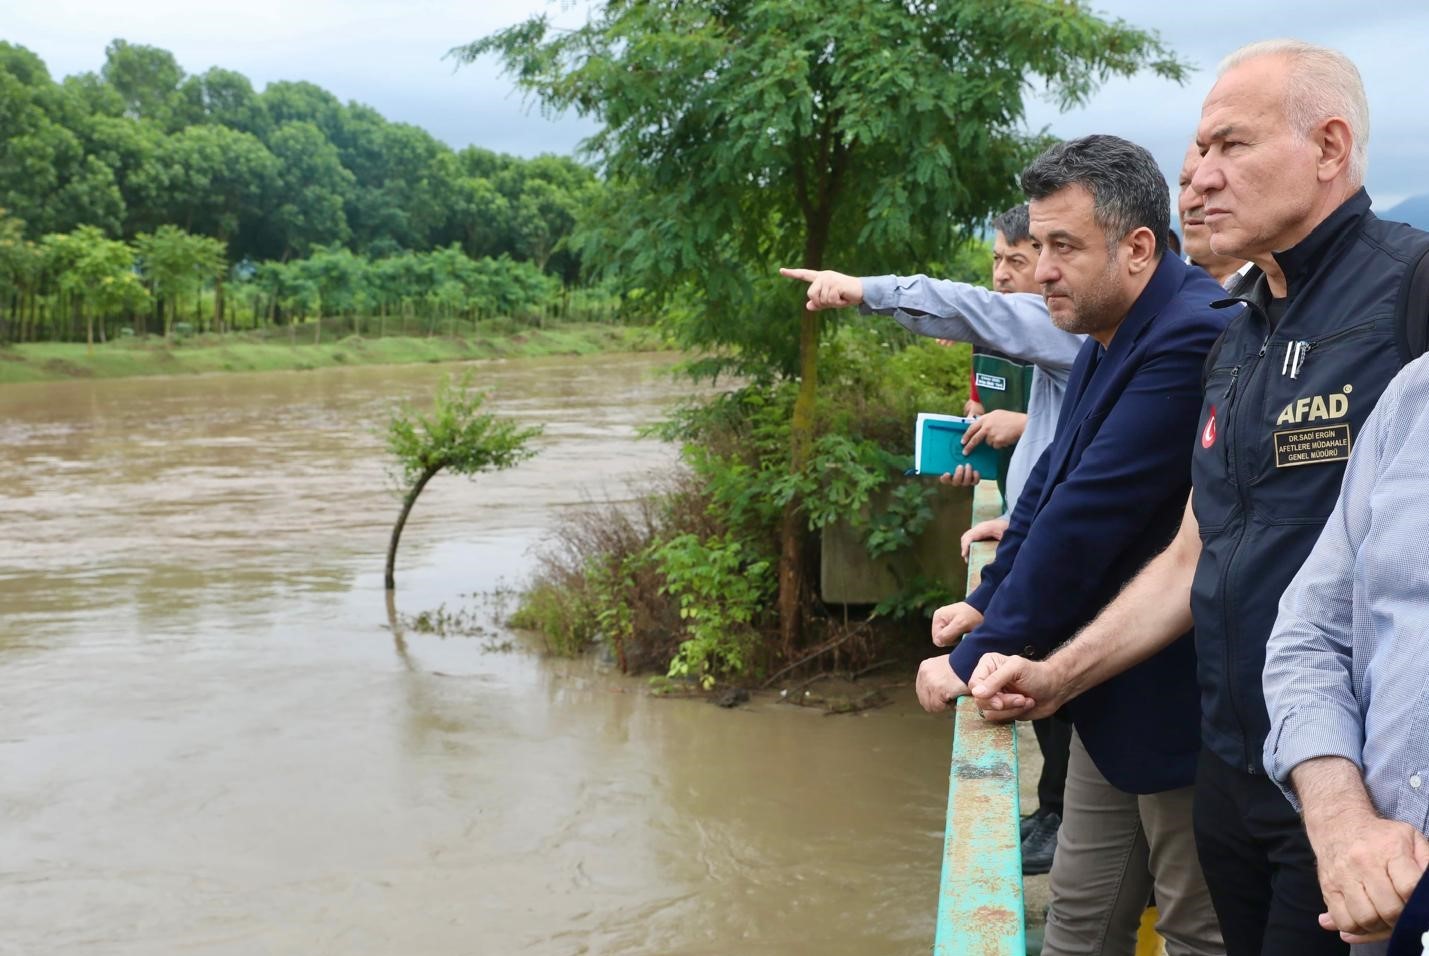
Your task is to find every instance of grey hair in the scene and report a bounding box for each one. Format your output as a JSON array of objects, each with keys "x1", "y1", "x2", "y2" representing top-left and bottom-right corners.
[
  {"x1": 991, "y1": 204, "x2": 1030, "y2": 245},
  {"x1": 1019, "y1": 135, "x2": 1169, "y2": 257},
  {"x1": 1219, "y1": 38, "x2": 1369, "y2": 187}
]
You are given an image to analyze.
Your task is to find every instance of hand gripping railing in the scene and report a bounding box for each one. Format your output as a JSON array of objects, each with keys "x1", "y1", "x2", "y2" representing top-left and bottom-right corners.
[{"x1": 933, "y1": 480, "x2": 1025, "y2": 955}]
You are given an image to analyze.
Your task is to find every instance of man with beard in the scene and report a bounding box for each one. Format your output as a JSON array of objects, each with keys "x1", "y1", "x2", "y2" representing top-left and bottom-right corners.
[{"x1": 916, "y1": 134, "x2": 1228, "y2": 955}]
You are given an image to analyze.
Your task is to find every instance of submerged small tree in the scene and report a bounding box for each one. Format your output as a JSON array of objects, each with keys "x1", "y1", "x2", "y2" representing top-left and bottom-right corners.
[{"x1": 385, "y1": 374, "x2": 541, "y2": 589}]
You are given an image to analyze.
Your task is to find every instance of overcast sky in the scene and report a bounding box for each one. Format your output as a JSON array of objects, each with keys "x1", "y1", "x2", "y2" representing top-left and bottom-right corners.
[{"x1": 6, "y1": 0, "x2": 1428, "y2": 209}]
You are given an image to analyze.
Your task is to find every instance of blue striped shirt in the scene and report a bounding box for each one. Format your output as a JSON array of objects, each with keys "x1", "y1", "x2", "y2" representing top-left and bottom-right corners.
[{"x1": 1264, "y1": 352, "x2": 1429, "y2": 843}]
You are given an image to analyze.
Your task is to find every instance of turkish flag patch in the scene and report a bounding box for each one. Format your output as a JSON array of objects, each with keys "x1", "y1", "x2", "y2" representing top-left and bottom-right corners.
[{"x1": 1202, "y1": 405, "x2": 1218, "y2": 449}]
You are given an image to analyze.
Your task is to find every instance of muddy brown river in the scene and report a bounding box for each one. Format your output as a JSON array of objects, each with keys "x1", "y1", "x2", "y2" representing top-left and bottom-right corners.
[{"x1": 0, "y1": 353, "x2": 958, "y2": 955}]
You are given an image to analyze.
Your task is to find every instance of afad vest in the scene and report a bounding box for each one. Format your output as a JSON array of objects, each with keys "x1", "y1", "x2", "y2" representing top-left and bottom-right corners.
[{"x1": 1191, "y1": 189, "x2": 1429, "y2": 774}]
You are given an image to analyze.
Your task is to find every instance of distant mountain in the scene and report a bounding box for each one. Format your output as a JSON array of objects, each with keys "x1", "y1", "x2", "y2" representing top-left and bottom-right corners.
[{"x1": 1379, "y1": 194, "x2": 1429, "y2": 231}]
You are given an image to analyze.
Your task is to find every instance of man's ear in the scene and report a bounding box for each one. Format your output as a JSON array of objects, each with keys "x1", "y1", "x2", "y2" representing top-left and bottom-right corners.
[
  {"x1": 1314, "y1": 116, "x2": 1354, "y2": 183},
  {"x1": 1125, "y1": 226, "x2": 1159, "y2": 275}
]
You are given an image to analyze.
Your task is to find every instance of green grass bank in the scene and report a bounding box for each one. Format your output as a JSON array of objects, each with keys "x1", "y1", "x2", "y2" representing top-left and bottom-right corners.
[{"x1": 0, "y1": 323, "x2": 670, "y2": 385}]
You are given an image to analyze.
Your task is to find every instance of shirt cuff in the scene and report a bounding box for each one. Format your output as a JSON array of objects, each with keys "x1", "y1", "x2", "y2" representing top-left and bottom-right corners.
[
  {"x1": 1263, "y1": 704, "x2": 1365, "y2": 811},
  {"x1": 857, "y1": 275, "x2": 896, "y2": 313}
]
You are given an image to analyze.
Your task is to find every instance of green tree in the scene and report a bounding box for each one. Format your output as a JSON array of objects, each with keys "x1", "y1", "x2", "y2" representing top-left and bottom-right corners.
[
  {"x1": 135, "y1": 224, "x2": 215, "y2": 337},
  {"x1": 81, "y1": 113, "x2": 167, "y2": 236},
  {"x1": 295, "y1": 245, "x2": 365, "y2": 342},
  {"x1": 384, "y1": 374, "x2": 541, "y2": 589},
  {"x1": 454, "y1": 0, "x2": 1186, "y2": 652},
  {"x1": 0, "y1": 207, "x2": 31, "y2": 339},
  {"x1": 41, "y1": 226, "x2": 147, "y2": 350},
  {"x1": 158, "y1": 123, "x2": 276, "y2": 246},
  {"x1": 261, "y1": 121, "x2": 354, "y2": 260},
  {"x1": 0, "y1": 43, "x2": 124, "y2": 236},
  {"x1": 184, "y1": 67, "x2": 271, "y2": 138},
  {"x1": 100, "y1": 39, "x2": 186, "y2": 129}
]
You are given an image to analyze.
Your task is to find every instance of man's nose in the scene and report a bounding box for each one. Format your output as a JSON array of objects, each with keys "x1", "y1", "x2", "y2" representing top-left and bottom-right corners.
[
  {"x1": 1178, "y1": 186, "x2": 1197, "y2": 216},
  {"x1": 1034, "y1": 253, "x2": 1058, "y2": 285},
  {"x1": 1192, "y1": 154, "x2": 1222, "y2": 194}
]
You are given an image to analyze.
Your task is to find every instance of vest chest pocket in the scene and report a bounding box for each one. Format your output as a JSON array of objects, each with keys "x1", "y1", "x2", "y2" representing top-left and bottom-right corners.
[{"x1": 1192, "y1": 365, "x2": 1239, "y2": 535}]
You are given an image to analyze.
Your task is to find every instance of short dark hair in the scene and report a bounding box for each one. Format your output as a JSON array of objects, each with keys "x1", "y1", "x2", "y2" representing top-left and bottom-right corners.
[
  {"x1": 1019, "y1": 135, "x2": 1169, "y2": 257},
  {"x1": 991, "y1": 204, "x2": 1030, "y2": 245}
]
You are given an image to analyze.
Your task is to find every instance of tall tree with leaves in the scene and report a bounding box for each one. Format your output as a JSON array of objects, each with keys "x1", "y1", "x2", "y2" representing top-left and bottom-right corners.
[
  {"x1": 453, "y1": 0, "x2": 1187, "y2": 653},
  {"x1": 40, "y1": 226, "x2": 146, "y2": 350},
  {"x1": 136, "y1": 224, "x2": 211, "y2": 337}
]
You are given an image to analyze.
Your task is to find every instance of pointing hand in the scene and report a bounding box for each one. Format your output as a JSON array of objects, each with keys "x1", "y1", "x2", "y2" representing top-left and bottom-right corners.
[{"x1": 779, "y1": 268, "x2": 864, "y2": 311}]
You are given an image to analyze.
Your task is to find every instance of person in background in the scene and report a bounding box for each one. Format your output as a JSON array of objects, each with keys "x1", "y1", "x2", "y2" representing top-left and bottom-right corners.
[
  {"x1": 1177, "y1": 141, "x2": 1250, "y2": 291},
  {"x1": 780, "y1": 204, "x2": 1081, "y2": 874},
  {"x1": 961, "y1": 208, "x2": 1039, "y2": 508}
]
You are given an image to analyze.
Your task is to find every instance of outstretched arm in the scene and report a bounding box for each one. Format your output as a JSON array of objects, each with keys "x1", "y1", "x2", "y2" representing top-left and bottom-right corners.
[{"x1": 779, "y1": 267, "x2": 1081, "y2": 372}]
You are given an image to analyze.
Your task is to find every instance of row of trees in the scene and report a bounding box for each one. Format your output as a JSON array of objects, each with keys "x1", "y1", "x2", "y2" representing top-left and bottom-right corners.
[
  {"x1": 0, "y1": 215, "x2": 571, "y2": 346},
  {"x1": 0, "y1": 39, "x2": 594, "y2": 285}
]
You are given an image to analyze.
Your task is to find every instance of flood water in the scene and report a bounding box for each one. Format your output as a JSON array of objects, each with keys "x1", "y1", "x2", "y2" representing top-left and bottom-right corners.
[{"x1": 0, "y1": 352, "x2": 955, "y2": 955}]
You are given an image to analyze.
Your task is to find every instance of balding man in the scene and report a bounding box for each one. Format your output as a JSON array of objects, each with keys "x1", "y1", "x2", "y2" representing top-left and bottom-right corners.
[{"x1": 966, "y1": 39, "x2": 1429, "y2": 955}]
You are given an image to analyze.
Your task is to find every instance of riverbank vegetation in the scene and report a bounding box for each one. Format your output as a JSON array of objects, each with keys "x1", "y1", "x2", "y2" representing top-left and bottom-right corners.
[
  {"x1": 513, "y1": 321, "x2": 975, "y2": 684},
  {"x1": 474, "y1": 0, "x2": 1187, "y2": 687},
  {"x1": 0, "y1": 321, "x2": 666, "y2": 385}
]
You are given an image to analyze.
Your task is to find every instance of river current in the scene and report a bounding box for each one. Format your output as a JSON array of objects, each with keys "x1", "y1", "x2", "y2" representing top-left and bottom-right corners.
[{"x1": 0, "y1": 352, "x2": 954, "y2": 955}]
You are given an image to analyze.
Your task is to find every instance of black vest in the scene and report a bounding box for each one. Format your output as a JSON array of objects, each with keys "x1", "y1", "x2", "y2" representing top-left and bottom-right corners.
[{"x1": 1190, "y1": 189, "x2": 1429, "y2": 773}]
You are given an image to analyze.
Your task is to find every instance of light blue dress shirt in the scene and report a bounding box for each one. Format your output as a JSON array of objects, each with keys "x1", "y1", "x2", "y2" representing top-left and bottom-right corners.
[
  {"x1": 1264, "y1": 352, "x2": 1429, "y2": 850},
  {"x1": 859, "y1": 275, "x2": 1084, "y2": 513}
]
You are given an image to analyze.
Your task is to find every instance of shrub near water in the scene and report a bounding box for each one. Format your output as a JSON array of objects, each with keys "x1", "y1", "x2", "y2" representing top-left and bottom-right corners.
[{"x1": 513, "y1": 319, "x2": 973, "y2": 687}]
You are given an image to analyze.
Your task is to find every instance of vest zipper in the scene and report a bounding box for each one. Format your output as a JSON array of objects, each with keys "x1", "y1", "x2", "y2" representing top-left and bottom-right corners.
[
  {"x1": 1220, "y1": 330, "x2": 1271, "y2": 774},
  {"x1": 1222, "y1": 366, "x2": 1240, "y2": 401}
]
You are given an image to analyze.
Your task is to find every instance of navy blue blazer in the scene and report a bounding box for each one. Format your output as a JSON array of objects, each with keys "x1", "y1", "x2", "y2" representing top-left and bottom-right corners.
[{"x1": 949, "y1": 254, "x2": 1231, "y2": 794}]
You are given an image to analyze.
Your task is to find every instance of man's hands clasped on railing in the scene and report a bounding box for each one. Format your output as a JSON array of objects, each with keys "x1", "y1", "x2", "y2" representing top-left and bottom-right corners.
[{"x1": 966, "y1": 652, "x2": 1072, "y2": 722}]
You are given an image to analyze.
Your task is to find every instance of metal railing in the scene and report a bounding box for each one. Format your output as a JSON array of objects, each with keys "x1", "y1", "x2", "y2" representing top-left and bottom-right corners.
[{"x1": 933, "y1": 480, "x2": 1025, "y2": 955}]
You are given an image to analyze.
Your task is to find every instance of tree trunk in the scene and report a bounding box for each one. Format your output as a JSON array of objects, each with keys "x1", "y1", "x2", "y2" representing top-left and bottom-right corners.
[
  {"x1": 213, "y1": 273, "x2": 225, "y2": 334},
  {"x1": 777, "y1": 190, "x2": 835, "y2": 659},
  {"x1": 778, "y1": 306, "x2": 821, "y2": 659},
  {"x1": 385, "y1": 465, "x2": 440, "y2": 590}
]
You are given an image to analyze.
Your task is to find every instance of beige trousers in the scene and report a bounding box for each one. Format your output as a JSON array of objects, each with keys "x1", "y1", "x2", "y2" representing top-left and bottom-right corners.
[{"x1": 1041, "y1": 732, "x2": 1224, "y2": 956}]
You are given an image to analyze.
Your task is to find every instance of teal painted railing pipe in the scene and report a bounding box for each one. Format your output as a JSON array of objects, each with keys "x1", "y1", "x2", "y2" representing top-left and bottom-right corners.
[{"x1": 933, "y1": 480, "x2": 1025, "y2": 955}]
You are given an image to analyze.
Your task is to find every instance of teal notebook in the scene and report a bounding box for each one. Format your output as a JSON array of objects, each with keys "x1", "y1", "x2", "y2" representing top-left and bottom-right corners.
[{"x1": 911, "y1": 413, "x2": 1001, "y2": 479}]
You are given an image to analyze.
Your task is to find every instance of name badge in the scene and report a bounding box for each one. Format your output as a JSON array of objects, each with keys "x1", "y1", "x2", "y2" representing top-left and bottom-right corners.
[{"x1": 1273, "y1": 423, "x2": 1351, "y2": 468}]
